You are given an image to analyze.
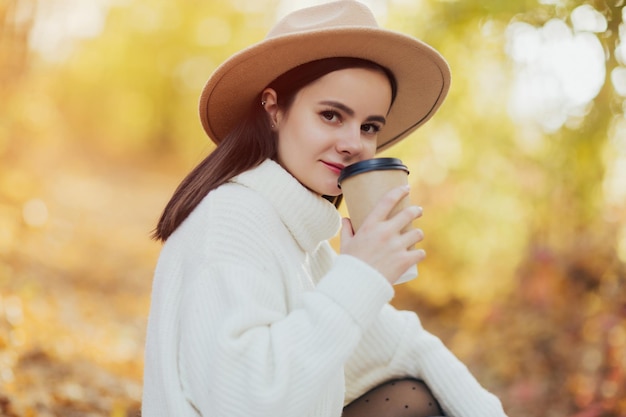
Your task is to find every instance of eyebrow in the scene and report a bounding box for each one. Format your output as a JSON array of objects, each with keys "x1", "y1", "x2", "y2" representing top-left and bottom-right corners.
[{"x1": 319, "y1": 100, "x2": 387, "y2": 125}]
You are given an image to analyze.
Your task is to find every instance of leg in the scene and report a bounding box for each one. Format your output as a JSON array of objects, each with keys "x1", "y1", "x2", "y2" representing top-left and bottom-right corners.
[{"x1": 343, "y1": 378, "x2": 444, "y2": 417}]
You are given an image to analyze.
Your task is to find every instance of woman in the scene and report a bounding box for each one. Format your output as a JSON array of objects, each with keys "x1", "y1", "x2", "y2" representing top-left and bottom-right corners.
[{"x1": 142, "y1": 1, "x2": 508, "y2": 416}]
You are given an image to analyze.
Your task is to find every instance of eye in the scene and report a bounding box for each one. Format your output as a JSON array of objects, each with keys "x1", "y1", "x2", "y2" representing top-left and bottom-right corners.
[
  {"x1": 320, "y1": 110, "x2": 341, "y2": 123},
  {"x1": 361, "y1": 123, "x2": 381, "y2": 135}
]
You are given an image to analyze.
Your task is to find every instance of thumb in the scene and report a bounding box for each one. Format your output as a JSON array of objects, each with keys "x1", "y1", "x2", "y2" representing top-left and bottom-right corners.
[{"x1": 341, "y1": 217, "x2": 355, "y2": 241}]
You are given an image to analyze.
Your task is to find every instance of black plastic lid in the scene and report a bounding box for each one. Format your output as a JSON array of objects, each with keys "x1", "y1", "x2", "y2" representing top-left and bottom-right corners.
[{"x1": 338, "y1": 158, "x2": 409, "y2": 185}]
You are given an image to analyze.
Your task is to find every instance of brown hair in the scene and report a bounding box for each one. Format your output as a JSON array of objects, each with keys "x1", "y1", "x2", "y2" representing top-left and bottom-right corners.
[{"x1": 152, "y1": 57, "x2": 397, "y2": 241}]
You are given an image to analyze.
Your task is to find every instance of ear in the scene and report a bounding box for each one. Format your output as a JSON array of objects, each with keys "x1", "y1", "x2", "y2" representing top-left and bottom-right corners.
[{"x1": 261, "y1": 88, "x2": 282, "y2": 130}]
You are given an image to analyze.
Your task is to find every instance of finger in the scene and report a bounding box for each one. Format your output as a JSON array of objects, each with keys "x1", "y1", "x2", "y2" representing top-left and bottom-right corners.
[
  {"x1": 340, "y1": 217, "x2": 355, "y2": 240},
  {"x1": 407, "y1": 248, "x2": 427, "y2": 264},
  {"x1": 365, "y1": 185, "x2": 410, "y2": 223},
  {"x1": 387, "y1": 205, "x2": 422, "y2": 232},
  {"x1": 414, "y1": 205, "x2": 424, "y2": 219},
  {"x1": 401, "y1": 227, "x2": 424, "y2": 249}
]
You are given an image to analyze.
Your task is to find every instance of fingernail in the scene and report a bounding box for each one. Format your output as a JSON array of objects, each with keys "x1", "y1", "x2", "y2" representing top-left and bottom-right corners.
[{"x1": 410, "y1": 206, "x2": 422, "y2": 216}]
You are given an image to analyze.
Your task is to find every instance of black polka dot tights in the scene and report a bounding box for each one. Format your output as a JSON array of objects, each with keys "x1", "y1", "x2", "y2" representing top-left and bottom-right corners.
[{"x1": 343, "y1": 378, "x2": 445, "y2": 417}]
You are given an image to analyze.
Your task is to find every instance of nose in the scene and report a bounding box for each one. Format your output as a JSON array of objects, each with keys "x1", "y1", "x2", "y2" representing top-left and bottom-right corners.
[{"x1": 335, "y1": 126, "x2": 363, "y2": 156}]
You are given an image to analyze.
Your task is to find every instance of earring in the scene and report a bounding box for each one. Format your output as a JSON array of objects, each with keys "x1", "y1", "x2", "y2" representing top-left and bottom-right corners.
[
  {"x1": 261, "y1": 101, "x2": 266, "y2": 106},
  {"x1": 271, "y1": 124, "x2": 275, "y2": 128}
]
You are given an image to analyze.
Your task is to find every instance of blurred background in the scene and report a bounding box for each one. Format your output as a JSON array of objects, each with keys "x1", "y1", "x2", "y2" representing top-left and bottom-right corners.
[{"x1": 1, "y1": 0, "x2": 625, "y2": 416}]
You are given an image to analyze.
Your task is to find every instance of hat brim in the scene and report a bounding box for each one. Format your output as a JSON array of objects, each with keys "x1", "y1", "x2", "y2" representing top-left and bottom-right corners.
[{"x1": 199, "y1": 27, "x2": 450, "y2": 152}]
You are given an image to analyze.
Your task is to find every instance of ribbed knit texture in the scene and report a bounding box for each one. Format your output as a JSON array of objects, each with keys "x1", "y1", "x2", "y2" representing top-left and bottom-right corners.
[{"x1": 141, "y1": 159, "x2": 508, "y2": 417}]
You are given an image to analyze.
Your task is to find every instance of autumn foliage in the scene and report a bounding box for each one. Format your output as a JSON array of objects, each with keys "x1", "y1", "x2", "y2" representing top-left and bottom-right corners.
[{"x1": 1, "y1": 0, "x2": 625, "y2": 416}]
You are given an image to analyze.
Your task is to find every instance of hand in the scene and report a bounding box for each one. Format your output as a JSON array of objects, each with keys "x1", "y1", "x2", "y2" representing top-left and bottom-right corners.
[{"x1": 340, "y1": 185, "x2": 426, "y2": 284}]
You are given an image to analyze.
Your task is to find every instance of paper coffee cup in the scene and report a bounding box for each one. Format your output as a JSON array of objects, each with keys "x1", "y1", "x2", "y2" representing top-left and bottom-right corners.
[{"x1": 338, "y1": 158, "x2": 418, "y2": 284}]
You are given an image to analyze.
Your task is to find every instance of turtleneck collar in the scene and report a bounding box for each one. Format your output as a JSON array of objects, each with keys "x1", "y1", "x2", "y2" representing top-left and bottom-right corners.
[{"x1": 232, "y1": 159, "x2": 341, "y2": 253}]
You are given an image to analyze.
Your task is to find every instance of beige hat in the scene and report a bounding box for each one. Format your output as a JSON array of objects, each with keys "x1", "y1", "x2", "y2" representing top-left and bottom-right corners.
[{"x1": 199, "y1": 0, "x2": 451, "y2": 152}]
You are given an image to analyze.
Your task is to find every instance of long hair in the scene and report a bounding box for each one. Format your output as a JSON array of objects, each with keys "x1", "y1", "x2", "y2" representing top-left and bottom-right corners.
[{"x1": 152, "y1": 57, "x2": 397, "y2": 241}]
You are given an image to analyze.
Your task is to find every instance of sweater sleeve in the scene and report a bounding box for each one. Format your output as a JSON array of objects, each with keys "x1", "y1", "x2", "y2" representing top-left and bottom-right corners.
[
  {"x1": 344, "y1": 305, "x2": 508, "y2": 416},
  {"x1": 178, "y1": 252, "x2": 393, "y2": 417}
]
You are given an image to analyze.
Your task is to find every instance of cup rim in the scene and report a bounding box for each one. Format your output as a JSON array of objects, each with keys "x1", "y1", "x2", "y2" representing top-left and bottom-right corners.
[{"x1": 338, "y1": 158, "x2": 409, "y2": 186}]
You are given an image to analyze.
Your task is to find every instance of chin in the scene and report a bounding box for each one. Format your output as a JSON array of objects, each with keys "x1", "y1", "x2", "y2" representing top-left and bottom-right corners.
[
  {"x1": 307, "y1": 178, "x2": 342, "y2": 197},
  {"x1": 321, "y1": 187, "x2": 342, "y2": 197}
]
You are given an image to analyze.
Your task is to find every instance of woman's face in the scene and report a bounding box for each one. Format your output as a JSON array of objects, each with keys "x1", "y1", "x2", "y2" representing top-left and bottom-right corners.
[{"x1": 268, "y1": 67, "x2": 393, "y2": 197}]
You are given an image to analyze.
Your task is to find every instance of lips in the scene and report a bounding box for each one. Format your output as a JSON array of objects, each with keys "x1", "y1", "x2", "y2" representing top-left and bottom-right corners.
[{"x1": 321, "y1": 161, "x2": 345, "y2": 174}]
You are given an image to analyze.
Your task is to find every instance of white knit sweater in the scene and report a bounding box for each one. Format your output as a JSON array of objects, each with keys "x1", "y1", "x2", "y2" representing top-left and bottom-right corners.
[{"x1": 141, "y1": 159, "x2": 507, "y2": 417}]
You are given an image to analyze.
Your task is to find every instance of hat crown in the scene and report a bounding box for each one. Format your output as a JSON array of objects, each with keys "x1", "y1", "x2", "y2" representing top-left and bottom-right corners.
[{"x1": 266, "y1": 1, "x2": 379, "y2": 39}]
